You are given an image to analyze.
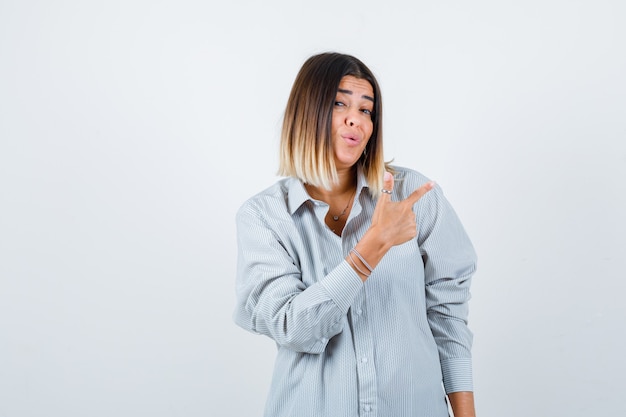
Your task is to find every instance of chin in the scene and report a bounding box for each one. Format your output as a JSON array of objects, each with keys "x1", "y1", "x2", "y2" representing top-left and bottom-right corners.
[
  {"x1": 335, "y1": 153, "x2": 355, "y2": 163},
  {"x1": 335, "y1": 154, "x2": 361, "y2": 168}
]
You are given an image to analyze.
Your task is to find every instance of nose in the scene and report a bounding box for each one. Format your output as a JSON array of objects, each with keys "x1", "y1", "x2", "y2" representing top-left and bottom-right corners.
[{"x1": 346, "y1": 109, "x2": 359, "y2": 128}]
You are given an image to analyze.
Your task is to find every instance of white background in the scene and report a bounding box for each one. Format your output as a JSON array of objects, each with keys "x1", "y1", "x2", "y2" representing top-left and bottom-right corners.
[{"x1": 1, "y1": 1, "x2": 625, "y2": 416}]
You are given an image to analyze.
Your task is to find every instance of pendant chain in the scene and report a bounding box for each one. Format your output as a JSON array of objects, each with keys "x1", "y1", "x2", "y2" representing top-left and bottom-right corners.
[{"x1": 332, "y1": 188, "x2": 356, "y2": 221}]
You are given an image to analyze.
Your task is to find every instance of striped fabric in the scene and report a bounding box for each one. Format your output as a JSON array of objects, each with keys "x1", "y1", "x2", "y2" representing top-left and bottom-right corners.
[{"x1": 234, "y1": 166, "x2": 477, "y2": 417}]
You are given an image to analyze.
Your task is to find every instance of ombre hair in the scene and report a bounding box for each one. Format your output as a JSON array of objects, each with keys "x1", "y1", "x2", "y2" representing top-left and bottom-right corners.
[{"x1": 278, "y1": 52, "x2": 389, "y2": 196}]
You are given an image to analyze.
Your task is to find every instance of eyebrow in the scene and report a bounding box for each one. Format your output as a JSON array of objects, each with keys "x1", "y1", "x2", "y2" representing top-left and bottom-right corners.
[{"x1": 337, "y1": 88, "x2": 375, "y2": 103}]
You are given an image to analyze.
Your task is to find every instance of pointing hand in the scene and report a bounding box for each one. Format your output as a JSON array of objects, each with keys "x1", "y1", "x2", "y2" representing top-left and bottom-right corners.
[{"x1": 370, "y1": 172, "x2": 434, "y2": 247}]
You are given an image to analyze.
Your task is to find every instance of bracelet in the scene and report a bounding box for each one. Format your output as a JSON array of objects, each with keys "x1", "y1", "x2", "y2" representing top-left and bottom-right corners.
[
  {"x1": 348, "y1": 251, "x2": 371, "y2": 277},
  {"x1": 350, "y1": 248, "x2": 373, "y2": 273}
]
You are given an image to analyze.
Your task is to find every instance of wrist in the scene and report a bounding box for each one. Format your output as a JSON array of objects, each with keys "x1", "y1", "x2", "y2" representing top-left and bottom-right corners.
[
  {"x1": 355, "y1": 227, "x2": 392, "y2": 266},
  {"x1": 447, "y1": 391, "x2": 476, "y2": 417}
]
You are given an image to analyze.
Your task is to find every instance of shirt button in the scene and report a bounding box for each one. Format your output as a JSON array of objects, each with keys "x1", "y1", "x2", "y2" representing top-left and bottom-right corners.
[
  {"x1": 361, "y1": 357, "x2": 368, "y2": 363},
  {"x1": 364, "y1": 405, "x2": 372, "y2": 412},
  {"x1": 357, "y1": 309, "x2": 363, "y2": 315}
]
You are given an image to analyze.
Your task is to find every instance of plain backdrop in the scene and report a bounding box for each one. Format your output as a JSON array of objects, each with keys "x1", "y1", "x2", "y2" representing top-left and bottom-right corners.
[{"x1": 1, "y1": 1, "x2": 625, "y2": 416}]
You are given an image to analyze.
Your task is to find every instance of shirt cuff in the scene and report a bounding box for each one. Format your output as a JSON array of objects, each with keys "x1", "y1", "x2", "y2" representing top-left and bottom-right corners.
[
  {"x1": 441, "y1": 357, "x2": 474, "y2": 393},
  {"x1": 320, "y1": 260, "x2": 363, "y2": 313}
]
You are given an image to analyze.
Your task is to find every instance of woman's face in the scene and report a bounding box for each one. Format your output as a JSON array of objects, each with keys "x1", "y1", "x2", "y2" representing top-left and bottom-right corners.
[{"x1": 331, "y1": 76, "x2": 375, "y2": 172}]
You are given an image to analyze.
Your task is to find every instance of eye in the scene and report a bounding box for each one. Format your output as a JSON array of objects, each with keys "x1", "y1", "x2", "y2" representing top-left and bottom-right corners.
[
  {"x1": 361, "y1": 108, "x2": 373, "y2": 116},
  {"x1": 334, "y1": 101, "x2": 346, "y2": 107}
]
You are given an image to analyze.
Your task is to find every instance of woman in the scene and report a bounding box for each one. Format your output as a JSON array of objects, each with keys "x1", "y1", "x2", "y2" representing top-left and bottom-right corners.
[{"x1": 234, "y1": 52, "x2": 477, "y2": 417}]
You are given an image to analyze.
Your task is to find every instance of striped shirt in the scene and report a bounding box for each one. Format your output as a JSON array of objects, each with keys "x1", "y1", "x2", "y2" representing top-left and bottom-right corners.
[{"x1": 234, "y1": 166, "x2": 476, "y2": 417}]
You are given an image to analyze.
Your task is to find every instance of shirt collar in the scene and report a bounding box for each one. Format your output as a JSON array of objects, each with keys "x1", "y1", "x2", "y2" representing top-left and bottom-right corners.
[
  {"x1": 286, "y1": 178, "x2": 310, "y2": 215},
  {"x1": 286, "y1": 166, "x2": 370, "y2": 216}
]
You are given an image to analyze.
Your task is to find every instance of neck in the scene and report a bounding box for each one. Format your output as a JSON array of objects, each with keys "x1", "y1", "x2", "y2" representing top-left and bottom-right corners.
[{"x1": 306, "y1": 166, "x2": 357, "y2": 200}]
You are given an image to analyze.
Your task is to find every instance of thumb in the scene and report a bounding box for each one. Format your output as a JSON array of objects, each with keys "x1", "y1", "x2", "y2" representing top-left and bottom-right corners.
[{"x1": 381, "y1": 171, "x2": 394, "y2": 198}]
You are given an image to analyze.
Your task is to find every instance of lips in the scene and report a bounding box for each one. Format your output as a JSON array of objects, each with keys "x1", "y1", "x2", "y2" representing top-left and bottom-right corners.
[{"x1": 341, "y1": 133, "x2": 361, "y2": 146}]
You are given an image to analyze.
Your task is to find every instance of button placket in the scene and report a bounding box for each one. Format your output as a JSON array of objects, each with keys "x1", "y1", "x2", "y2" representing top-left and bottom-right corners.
[{"x1": 350, "y1": 291, "x2": 377, "y2": 416}]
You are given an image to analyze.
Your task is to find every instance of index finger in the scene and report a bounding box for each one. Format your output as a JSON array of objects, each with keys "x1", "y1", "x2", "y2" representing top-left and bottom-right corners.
[{"x1": 405, "y1": 181, "x2": 435, "y2": 205}]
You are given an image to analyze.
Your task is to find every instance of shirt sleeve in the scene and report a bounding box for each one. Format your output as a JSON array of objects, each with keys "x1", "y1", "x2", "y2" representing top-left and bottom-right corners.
[
  {"x1": 233, "y1": 200, "x2": 364, "y2": 354},
  {"x1": 417, "y1": 184, "x2": 477, "y2": 394}
]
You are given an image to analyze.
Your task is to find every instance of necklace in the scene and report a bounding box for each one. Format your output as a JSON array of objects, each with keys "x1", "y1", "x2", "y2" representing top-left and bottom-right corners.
[{"x1": 331, "y1": 189, "x2": 356, "y2": 221}]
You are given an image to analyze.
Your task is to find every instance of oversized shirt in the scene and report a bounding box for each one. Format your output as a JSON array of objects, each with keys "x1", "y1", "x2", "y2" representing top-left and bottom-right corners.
[{"x1": 234, "y1": 166, "x2": 477, "y2": 417}]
